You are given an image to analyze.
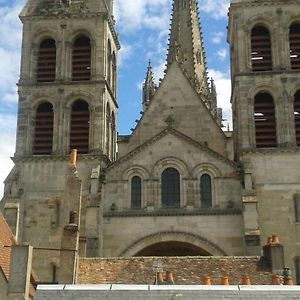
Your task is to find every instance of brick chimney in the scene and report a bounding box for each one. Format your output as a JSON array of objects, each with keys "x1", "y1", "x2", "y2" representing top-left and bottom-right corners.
[
  {"x1": 7, "y1": 244, "x2": 33, "y2": 300},
  {"x1": 262, "y1": 235, "x2": 285, "y2": 273}
]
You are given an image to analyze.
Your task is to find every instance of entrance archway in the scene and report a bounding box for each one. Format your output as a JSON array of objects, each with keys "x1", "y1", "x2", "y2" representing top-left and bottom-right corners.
[
  {"x1": 119, "y1": 231, "x2": 226, "y2": 257},
  {"x1": 135, "y1": 241, "x2": 211, "y2": 256}
]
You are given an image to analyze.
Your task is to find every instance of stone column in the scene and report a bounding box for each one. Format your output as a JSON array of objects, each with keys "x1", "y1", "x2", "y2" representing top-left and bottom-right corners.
[{"x1": 8, "y1": 244, "x2": 33, "y2": 300}]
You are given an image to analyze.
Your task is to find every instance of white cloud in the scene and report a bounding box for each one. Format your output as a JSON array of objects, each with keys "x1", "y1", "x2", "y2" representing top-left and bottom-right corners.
[
  {"x1": 211, "y1": 32, "x2": 224, "y2": 44},
  {"x1": 118, "y1": 44, "x2": 133, "y2": 67},
  {"x1": 208, "y1": 69, "x2": 232, "y2": 128},
  {"x1": 217, "y1": 48, "x2": 228, "y2": 61},
  {"x1": 200, "y1": 0, "x2": 230, "y2": 19}
]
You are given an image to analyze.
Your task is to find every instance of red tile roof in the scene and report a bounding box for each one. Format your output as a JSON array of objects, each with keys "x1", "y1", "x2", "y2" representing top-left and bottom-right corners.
[
  {"x1": 78, "y1": 256, "x2": 272, "y2": 285},
  {"x1": 0, "y1": 213, "x2": 16, "y2": 281}
]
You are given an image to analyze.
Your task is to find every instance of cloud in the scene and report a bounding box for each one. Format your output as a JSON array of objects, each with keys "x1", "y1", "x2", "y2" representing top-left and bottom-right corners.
[
  {"x1": 217, "y1": 48, "x2": 228, "y2": 61},
  {"x1": 200, "y1": 0, "x2": 230, "y2": 19},
  {"x1": 211, "y1": 32, "x2": 224, "y2": 44},
  {"x1": 118, "y1": 44, "x2": 133, "y2": 67},
  {"x1": 208, "y1": 69, "x2": 232, "y2": 128}
]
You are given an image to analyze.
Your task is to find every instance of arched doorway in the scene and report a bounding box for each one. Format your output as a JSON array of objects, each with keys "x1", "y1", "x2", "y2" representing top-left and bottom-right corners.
[{"x1": 135, "y1": 241, "x2": 211, "y2": 256}]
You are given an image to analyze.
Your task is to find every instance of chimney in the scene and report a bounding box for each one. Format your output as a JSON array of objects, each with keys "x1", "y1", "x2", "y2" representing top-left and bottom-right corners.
[
  {"x1": 8, "y1": 244, "x2": 33, "y2": 300},
  {"x1": 262, "y1": 235, "x2": 285, "y2": 273},
  {"x1": 57, "y1": 211, "x2": 80, "y2": 284}
]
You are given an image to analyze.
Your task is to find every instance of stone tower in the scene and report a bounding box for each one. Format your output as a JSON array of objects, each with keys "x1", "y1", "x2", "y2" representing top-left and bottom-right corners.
[
  {"x1": 0, "y1": 0, "x2": 119, "y2": 282},
  {"x1": 228, "y1": 0, "x2": 300, "y2": 277}
]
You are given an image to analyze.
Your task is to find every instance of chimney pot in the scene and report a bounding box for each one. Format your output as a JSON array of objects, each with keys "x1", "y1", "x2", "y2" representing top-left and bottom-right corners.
[
  {"x1": 267, "y1": 236, "x2": 273, "y2": 245},
  {"x1": 242, "y1": 276, "x2": 251, "y2": 285},
  {"x1": 202, "y1": 276, "x2": 212, "y2": 285},
  {"x1": 165, "y1": 271, "x2": 175, "y2": 285},
  {"x1": 271, "y1": 274, "x2": 281, "y2": 285},
  {"x1": 70, "y1": 149, "x2": 77, "y2": 166},
  {"x1": 284, "y1": 276, "x2": 294, "y2": 285},
  {"x1": 220, "y1": 276, "x2": 229, "y2": 285},
  {"x1": 156, "y1": 272, "x2": 164, "y2": 285},
  {"x1": 272, "y1": 235, "x2": 280, "y2": 244}
]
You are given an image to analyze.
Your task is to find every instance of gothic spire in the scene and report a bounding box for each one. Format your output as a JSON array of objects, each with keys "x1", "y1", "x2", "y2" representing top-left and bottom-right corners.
[
  {"x1": 142, "y1": 60, "x2": 156, "y2": 110},
  {"x1": 167, "y1": 0, "x2": 209, "y2": 97}
]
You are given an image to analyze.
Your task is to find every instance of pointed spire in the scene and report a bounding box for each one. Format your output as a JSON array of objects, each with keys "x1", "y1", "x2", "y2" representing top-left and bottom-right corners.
[
  {"x1": 142, "y1": 60, "x2": 157, "y2": 110},
  {"x1": 167, "y1": 0, "x2": 209, "y2": 97}
]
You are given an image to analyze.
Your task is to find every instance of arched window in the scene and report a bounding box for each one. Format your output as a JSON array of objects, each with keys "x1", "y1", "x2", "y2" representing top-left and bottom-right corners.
[
  {"x1": 70, "y1": 100, "x2": 89, "y2": 154},
  {"x1": 294, "y1": 91, "x2": 300, "y2": 146},
  {"x1": 200, "y1": 174, "x2": 212, "y2": 208},
  {"x1": 289, "y1": 23, "x2": 300, "y2": 69},
  {"x1": 251, "y1": 26, "x2": 272, "y2": 71},
  {"x1": 294, "y1": 194, "x2": 300, "y2": 223},
  {"x1": 254, "y1": 92, "x2": 277, "y2": 148},
  {"x1": 33, "y1": 102, "x2": 54, "y2": 155},
  {"x1": 161, "y1": 168, "x2": 180, "y2": 208},
  {"x1": 106, "y1": 103, "x2": 111, "y2": 156},
  {"x1": 131, "y1": 176, "x2": 142, "y2": 209},
  {"x1": 37, "y1": 38, "x2": 56, "y2": 82},
  {"x1": 72, "y1": 35, "x2": 91, "y2": 81},
  {"x1": 107, "y1": 40, "x2": 112, "y2": 86},
  {"x1": 111, "y1": 112, "x2": 116, "y2": 161},
  {"x1": 112, "y1": 52, "x2": 116, "y2": 94}
]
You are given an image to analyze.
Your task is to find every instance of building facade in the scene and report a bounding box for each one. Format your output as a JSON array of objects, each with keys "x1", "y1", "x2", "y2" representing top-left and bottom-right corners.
[{"x1": 1, "y1": 0, "x2": 300, "y2": 284}]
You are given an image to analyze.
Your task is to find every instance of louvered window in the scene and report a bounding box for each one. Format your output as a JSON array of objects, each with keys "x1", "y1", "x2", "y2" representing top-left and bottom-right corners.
[
  {"x1": 251, "y1": 26, "x2": 272, "y2": 71},
  {"x1": 294, "y1": 195, "x2": 300, "y2": 223},
  {"x1": 37, "y1": 39, "x2": 56, "y2": 82},
  {"x1": 72, "y1": 36, "x2": 91, "y2": 81},
  {"x1": 70, "y1": 100, "x2": 89, "y2": 154},
  {"x1": 200, "y1": 174, "x2": 212, "y2": 208},
  {"x1": 295, "y1": 257, "x2": 300, "y2": 285},
  {"x1": 33, "y1": 102, "x2": 54, "y2": 155},
  {"x1": 294, "y1": 91, "x2": 300, "y2": 146},
  {"x1": 290, "y1": 23, "x2": 300, "y2": 69},
  {"x1": 254, "y1": 92, "x2": 277, "y2": 148},
  {"x1": 107, "y1": 40, "x2": 112, "y2": 85},
  {"x1": 161, "y1": 168, "x2": 180, "y2": 208},
  {"x1": 131, "y1": 176, "x2": 142, "y2": 209}
]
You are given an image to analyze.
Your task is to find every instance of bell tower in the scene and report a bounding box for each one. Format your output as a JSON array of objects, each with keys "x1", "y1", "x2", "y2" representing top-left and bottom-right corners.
[
  {"x1": 1, "y1": 0, "x2": 119, "y2": 281},
  {"x1": 228, "y1": 0, "x2": 300, "y2": 278}
]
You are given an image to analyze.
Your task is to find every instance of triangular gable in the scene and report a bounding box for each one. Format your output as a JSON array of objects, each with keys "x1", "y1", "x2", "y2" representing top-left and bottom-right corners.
[
  {"x1": 124, "y1": 62, "x2": 227, "y2": 157},
  {"x1": 108, "y1": 127, "x2": 236, "y2": 172}
]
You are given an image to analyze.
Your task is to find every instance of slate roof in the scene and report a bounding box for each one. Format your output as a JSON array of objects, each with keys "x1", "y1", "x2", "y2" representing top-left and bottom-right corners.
[
  {"x1": 0, "y1": 213, "x2": 16, "y2": 281},
  {"x1": 78, "y1": 256, "x2": 272, "y2": 285}
]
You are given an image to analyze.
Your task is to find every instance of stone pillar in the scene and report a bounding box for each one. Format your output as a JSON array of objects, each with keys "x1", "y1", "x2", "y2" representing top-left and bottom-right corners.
[
  {"x1": 57, "y1": 216, "x2": 79, "y2": 284},
  {"x1": 8, "y1": 244, "x2": 33, "y2": 300}
]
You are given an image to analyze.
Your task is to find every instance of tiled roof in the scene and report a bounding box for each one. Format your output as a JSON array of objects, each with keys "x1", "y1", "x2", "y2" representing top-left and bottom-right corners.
[
  {"x1": 0, "y1": 213, "x2": 16, "y2": 281},
  {"x1": 78, "y1": 256, "x2": 272, "y2": 285}
]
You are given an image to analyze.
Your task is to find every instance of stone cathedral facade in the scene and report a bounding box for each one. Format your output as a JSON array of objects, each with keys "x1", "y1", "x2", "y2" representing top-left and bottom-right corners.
[{"x1": 1, "y1": 0, "x2": 300, "y2": 283}]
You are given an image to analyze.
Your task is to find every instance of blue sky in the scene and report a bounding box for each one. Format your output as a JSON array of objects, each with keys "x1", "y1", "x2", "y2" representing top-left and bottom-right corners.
[{"x1": 0, "y1": 0, "x2": 231, "y2": 197}]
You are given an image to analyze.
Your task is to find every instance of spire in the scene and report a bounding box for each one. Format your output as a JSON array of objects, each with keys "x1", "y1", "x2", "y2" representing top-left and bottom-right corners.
[
  {"x1": 142, "y1": 60, "x2": 156, "y2": 110},
  {"x1": 167, "y1": 0, "x2": 209, "y2": 97}
]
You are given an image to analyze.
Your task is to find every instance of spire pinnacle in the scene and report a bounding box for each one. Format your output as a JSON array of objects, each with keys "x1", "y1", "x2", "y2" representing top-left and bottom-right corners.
[
  {"x1": 142, "y1": 60, "x2": 156, "y2": 110},
  {"x1": 167, "y1": 0, "x2": 209, "y2": 96}
]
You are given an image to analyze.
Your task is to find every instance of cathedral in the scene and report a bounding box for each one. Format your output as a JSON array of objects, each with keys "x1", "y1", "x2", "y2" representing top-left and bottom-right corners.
[{"x1": 1, "y1": 0, "x2": 300, "y2": 284}]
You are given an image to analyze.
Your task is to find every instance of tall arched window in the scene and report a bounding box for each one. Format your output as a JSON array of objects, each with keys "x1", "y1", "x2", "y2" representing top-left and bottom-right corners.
[
  {"x1": 70, "y1": 100, "x2": 89, "y2": 154},
  {"x1": 112, "y1": 52, "x2": 116, "y2": 94},
  {"x1": 37, "y1": 38, "x2": 56, "y2": 82},
  {"x1": 254, "y1": 92, "x2": 277, "y2": 148},
  {"x1": 200, "y1": 174, "x2": 212, "y2": 208},
  {"x1": 106, "y1": 103, "x2": 111, "y2": 156},
  {"x1": 111, "y1": 112, "x2": 116, "y2": 160},
  {"x1": 131, "y1": 176, "x2": 142, "y2": 209},
  {"x1": 289, "y1": 23, "x2": 300, "y2": 69},
  {"x1": 107, "y1": 40, "x2": 112, "y2": 86},
  {"x1": 33, "y1": 102, "x2": 54, "y2": 155},
  {"x1": 161, "y1": 168, "x2": 180, "y2": 208},
  {"x1": 72, "y1": 35, "x2": 91, "y2": 81},
  {"x1": 251, "y1": 26, "x2": 272, "y2": 71},
  {"x1": 294, "y1": 91, "x2": 300, "y2": 146},
  {"x1": 294, "y1": 194, "x2": 300, "y2": 223}
]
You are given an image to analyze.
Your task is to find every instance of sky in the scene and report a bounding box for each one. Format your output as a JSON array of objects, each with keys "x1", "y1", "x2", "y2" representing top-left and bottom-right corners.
[{"x1": 0, "y1": 0, "x2": 231, "y2": 198}]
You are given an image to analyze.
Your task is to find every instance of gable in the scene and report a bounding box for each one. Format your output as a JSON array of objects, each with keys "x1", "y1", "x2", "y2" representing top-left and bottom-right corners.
[{"x1": 124, "y1": 62, "x2": 227, "y2": 157}]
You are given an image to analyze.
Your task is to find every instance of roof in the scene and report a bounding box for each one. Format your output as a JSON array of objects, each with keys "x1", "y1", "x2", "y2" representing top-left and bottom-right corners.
[
  {"x1": 0, "y1": 213, "x2": 16, "y2": 281},
  {"x1": 78, "y1": 256, "x2": 272, "y2": 285},
  {"x1": 34, "y1": 285, "x2": 300, "y2": 300}
]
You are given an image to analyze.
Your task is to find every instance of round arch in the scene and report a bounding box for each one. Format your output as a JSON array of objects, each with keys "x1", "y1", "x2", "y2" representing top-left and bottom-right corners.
[{"x1": 119, "y1": 231, "x2": 227, "y2": 257}]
